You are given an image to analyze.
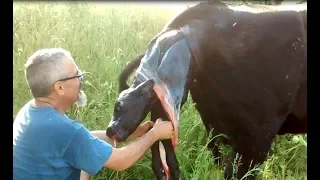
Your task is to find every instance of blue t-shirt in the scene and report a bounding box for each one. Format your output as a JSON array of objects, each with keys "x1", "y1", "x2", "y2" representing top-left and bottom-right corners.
[{"x1": 13, "y1": 100, "x2": 113, "y2": 180}]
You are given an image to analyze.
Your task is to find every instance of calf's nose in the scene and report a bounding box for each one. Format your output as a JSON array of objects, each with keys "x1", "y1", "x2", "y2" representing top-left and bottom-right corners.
[{"x1": 106, "y1": 126, "x2": 116, "y2": 139}]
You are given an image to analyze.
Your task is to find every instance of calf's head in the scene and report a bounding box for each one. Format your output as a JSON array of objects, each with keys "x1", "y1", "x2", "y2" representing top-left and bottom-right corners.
[
  {"x1": 106, "y1": 29, "x2": 192, "y2": 147},
  {"x1": 106, "y1": 79, "x2": 155, "y2": 142}
]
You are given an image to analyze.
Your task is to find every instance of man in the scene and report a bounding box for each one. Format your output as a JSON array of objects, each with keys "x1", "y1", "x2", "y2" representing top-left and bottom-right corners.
[{"x1": 13, "y1": 48, "x2": 174, "y2": 180}]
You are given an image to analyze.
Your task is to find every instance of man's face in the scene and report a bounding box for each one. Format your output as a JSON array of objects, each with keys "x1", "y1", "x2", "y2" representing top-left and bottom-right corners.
[{"x1": 55, "y1": 58, "x2": 87, "y2": 107}]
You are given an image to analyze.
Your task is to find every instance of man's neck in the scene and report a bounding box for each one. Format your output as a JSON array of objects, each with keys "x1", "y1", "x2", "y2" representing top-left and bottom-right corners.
[{"x1": 33, "y1": 97, "x2": 68, "y2": 114}]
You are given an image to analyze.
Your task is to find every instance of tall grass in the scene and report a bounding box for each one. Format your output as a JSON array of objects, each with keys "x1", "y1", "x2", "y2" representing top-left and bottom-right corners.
[{"x1": 13, "y1": 2, "x2": 306, "y2": 180}]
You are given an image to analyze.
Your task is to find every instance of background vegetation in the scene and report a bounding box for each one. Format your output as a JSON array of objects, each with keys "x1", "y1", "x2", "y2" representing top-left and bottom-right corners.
[{"x1": 13, "y1": 2, "x2": 306, "y2": 180}]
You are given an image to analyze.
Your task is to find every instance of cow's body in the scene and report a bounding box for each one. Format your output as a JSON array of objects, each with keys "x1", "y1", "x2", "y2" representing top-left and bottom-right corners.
[{"x1": 111, "y1": 1, "x2": 307, "y2": 180}]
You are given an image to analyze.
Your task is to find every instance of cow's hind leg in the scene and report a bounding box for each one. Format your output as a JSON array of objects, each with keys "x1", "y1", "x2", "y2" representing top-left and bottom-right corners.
[
  {"x1": 223, "y1": 116, "x2": 283, "y2": 180},
  {"x1": 207, "y1": 126, "x2": 231, "y2": 163},
  {"x1": 224, "y1": 137, "x2": 273, "y2": 180},
  {"x1": 199, "y1": 113, "x2": 230, "y2": 163},
  {"x1": 278, "y1": 78, "x2": 307, "y2": 135}
]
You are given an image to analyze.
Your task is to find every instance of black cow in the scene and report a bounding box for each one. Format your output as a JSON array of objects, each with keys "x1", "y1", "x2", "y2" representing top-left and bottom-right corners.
[{"x1": 106, "y1": 1, "x2": 307, "y2": 180}]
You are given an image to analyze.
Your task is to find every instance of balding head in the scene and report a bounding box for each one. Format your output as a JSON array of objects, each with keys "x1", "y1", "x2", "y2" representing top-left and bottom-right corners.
[{"x1": 24, "y1": 48, "x2": 75, "y2": 98}]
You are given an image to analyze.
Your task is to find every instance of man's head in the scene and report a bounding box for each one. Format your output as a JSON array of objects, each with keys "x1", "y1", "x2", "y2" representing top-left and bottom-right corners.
[{"x1": 24, "y1": 48, "x2": 87, "y2": 111}]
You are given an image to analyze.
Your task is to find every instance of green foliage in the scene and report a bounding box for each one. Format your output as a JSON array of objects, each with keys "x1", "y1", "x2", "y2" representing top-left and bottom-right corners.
[
  {"x1": 13, "y1": 2, "x2": 306, "y2": 180},
  {"x1": 221, "y1": 0, "x2": 284, "y2": 5}
]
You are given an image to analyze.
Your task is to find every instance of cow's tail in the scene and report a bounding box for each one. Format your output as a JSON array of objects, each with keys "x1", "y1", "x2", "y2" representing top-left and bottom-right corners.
[{"x1": 119, "y1": 53, "x2": 145, "y2": 93}]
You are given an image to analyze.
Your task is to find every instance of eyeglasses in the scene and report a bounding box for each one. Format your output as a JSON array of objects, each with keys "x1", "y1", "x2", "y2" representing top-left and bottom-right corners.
[{"x1": 56, "y1": 71, "x2": 83, "y2": 83}]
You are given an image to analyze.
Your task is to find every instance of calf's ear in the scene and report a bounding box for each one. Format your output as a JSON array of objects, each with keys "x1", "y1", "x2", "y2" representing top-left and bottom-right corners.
[{"x1": 134, "y1": 79, "x2": 154, "y2": 95}]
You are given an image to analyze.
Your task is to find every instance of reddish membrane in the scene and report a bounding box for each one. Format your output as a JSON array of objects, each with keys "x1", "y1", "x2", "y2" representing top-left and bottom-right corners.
[
  {"x1": 153, "y1": 82, "x2": 179, "y2": 180},
  {"x1": 135, "y1": 30, "x2": 192, "y2": 179},
  {"x1": 159, "y1": 141, "x2": 170, "y2": 180},
  {"x1": 153, "y1": 83, "x2": 179, "y2": 149}
]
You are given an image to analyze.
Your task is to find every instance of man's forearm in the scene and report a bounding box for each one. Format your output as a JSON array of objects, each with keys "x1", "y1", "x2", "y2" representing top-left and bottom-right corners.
[
  {"x1": 91, "y1": 130, "x2": 114, "y2": 145},
  {"x1": 117, "y1": 129, "x2": 158, "y2": 170},
  {"x1": 91, "y1": 129, "x2": 142, "y2": 145},
  {"x1": 125, "y1": 132, "x2": 141, "y2": 141},
  {"x1": 92, "y1": 129, "x2": 159, "y2": 171}
]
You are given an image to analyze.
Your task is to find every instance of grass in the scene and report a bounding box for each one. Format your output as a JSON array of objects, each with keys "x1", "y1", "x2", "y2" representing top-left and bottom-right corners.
[{"x1": 13, "y1": 2, "x2": 307, "y2": 180}]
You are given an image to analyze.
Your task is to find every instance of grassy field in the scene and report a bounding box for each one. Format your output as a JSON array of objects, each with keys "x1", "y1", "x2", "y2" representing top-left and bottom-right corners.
[{"x1": 13, "y1": 2, "x2": 307, "y2": 180}]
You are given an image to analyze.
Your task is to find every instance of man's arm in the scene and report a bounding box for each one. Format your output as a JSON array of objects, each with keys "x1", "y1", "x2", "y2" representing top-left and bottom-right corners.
[
  {"x1": 90, "y1": 130, "x2": 114, "y2": 144},
  {"x1": 90, "y1": 121, "x2": 154, "y2": 145},
  {"x1": 75, "y1": 119, "x2": 172, "y2": 178},
  {"x1": 80, "y1": 130, "x2": 159, "y2": 179},
  {"x1": 80, "y1": 171, "x2": 91, "y2": 180},
  {"x1": 103, "y1": 128, "x2": 158, "y2": 171},
  {"x1": 80, "y1": 121, "x2": 155, "y2": 179},
  {"x1": 103, "y1": 119, "x2": 173, "y2": 171}
]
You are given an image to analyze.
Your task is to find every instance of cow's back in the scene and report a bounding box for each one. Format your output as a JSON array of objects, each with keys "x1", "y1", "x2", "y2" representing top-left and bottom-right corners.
[{"x1": 179, "y1": 5, "x2": 307, "y2": 138}]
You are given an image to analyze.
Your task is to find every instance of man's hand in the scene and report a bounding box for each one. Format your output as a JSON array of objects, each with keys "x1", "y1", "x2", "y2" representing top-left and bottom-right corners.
[
  {"x1": 150, "y1": 119, "x2": 174, "y2": 140},
  {"x1": 126, "y1": 121, "x2": 155, "y2": 141}
]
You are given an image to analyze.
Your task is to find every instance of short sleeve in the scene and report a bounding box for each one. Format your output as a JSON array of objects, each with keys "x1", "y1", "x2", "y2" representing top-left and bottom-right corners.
[{"x1": 63, "y1": 126, "x2": 113, "y2": 175}]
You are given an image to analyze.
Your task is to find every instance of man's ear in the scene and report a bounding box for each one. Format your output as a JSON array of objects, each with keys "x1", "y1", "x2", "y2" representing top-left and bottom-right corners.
[
  {"x1": 53, "y1": 81, "x2": 64, "y2": 96},
  {"x1": 134, "y1": 79, "x2": 154, "y2": 94}
]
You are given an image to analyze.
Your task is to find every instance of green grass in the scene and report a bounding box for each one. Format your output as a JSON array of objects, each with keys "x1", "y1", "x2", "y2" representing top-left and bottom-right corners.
[{"x1": 13, "y1": 2, "x2": 307, "y2": 180}]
